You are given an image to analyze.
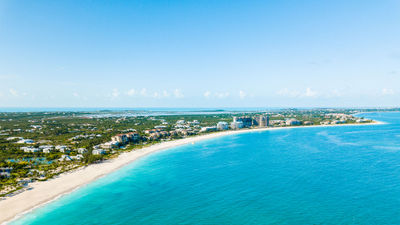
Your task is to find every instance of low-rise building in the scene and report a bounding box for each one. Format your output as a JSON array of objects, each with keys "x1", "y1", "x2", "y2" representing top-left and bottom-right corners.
[
  {"x1": 16, "y1": 139, "x2": 34, "y2": 144},
  {"x1": 77, "y1": 148, "x2": 88, "y2": 154},
  {"x1": 100, "y1": 141, "x2": 119, "y2": 149},
  {"x1": 0, "y1": 167, "x2": 12, "y2": 178},
  {"x1": 71, "y1": 154, "x2": 84, "y2": 161},
  {"x1": 6, "y1": 137, "x2": 22, "y2": 141},
  {"x1": 42, "y1": 148, "x2": 53, "y2": 153},
  {"x1": 92, "y1": 149, "x2": 106, "y2": 155},
  {"x1": 270, "y1": 120, "x2": 285, "y2": 126},
  {"x1": 176, "y1": 120, "x2": 185, "y2": 125},
  {"x1": 200, "y1": 126, "x2": 217, "y2": 132},
  {"x1": 55, "y1": 145, "x2": 67, "y2": 150},
  {"x1": 356, "y1": 118, "x2": 369, "y2": 123},
  {"x1": 331, "y1": 120, "x2": 345, "y2": 124},
  {"x1": 154, "y1": 125, "x2": 167, "y2": 129},
  {"x1": 189, "y1": 120, "x2": 200, "y2": 126},
  {"x1": 59, "y1": 155, "x2": 72, "y2": 162},
  {"x1": 21, "y1": 147, "x2": 40, "y2": 153},
  {"x1": 303, "y1": 121, "x2": 314, "y2": 125},
  {"x1": 56, "y1": 145, "x2": 70, "y2": 153},
  {"x1": 39, "y1": 145, "x2": 54, "y2": 149}
]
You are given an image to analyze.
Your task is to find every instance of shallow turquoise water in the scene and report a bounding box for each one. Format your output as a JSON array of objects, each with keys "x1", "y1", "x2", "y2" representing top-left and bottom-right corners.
[{"x1": 11, "y1": 112, "x2": 400, "y2": 225}]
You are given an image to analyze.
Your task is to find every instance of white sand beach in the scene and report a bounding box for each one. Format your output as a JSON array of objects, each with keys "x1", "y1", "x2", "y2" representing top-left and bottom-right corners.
[{"x1": 0, "y1": 121, "x2": 384, "y2": 224}]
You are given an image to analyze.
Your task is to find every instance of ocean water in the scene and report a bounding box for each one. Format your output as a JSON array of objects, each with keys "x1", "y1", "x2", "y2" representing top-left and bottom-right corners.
[{"x1": 10, "y1": 112, "x2": 400, "y2": 225}]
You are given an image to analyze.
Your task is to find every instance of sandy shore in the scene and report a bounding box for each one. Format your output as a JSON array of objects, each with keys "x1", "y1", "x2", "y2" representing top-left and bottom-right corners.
[{"x1": 0, "y1": 121, "x2": 384, "y2": 224}]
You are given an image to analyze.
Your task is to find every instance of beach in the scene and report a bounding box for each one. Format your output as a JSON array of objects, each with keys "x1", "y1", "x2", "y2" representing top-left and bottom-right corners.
[{"x1": 0, "y1": 122, "x2": 383, "y2": 224}]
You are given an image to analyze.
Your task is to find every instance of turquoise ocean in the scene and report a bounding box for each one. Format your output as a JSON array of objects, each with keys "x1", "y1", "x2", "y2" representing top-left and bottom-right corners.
[{"x1": 10, "y1": 112, "x2": 400, "y2": 224}]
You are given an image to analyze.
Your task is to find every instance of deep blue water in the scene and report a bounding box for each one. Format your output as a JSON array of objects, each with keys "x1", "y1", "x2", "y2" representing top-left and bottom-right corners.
[{"x1": 11, "y1": 112, "x2": 400, "y2": 225}]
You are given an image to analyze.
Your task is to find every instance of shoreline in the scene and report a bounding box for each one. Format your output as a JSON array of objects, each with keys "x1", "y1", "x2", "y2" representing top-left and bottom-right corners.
[{"x1": 0, "y1": 121, "x2": 384, "y2": 224}]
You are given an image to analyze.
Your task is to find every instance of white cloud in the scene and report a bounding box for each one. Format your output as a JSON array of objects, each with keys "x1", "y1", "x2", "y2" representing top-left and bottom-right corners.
[
  {"x1": 124, "y1": 88, "x2": 179, "y2": 98},
  {"x1": 151, "y1": 90, "x2": 171, "y2": 98},
  {"x1": 329, "y1": 89, "x2": 343, "y2": 97},
  {"x1": 382, "y1": 88, "x2": 395, "y2": 96},
  {"x1": 203, "y1": 91, "x2": 211, "y2": 98},
  {"x1": 111, "y1": 88, "x2": 120, "y2": 98},
  {"x1": 239, "y1": 90, "x2": 247, "y2": 99},
  {"x1": 153, "y1": 92, "x2": 161, "y2": 98},
  {"x1": 277, "y1": 88, "x2": 317, "y2": 98},
  {"x1": 162, "y1": 90, "x2": 170, "y2": 97},
  {"x1": 173, "y1": 89, "x2": 184, "y2": 98},
  {"x1": 9, "y1": 88, "x2": 18, "y2": 97},
  {"x1": 304, "y1": 87, "x2": 317, "y2": 97},
  {"x1": 72, "y1": 92, "x2": 87, "y2": 100},
  {"x1": 216, "y1": 92, "x2": 230, "y2": 98},
  {"x1": 203, "y1": 91, "x2": 232, "y2": 99},
  {"x1": 126, "y1": 89, "x2": 136, "y2": 96},
  {"x1": 276, "y1": 88, "x2": 300, "y2": 97},
  {"x1": 140, "y1": 88, "x2": 148, "y2": 96}
]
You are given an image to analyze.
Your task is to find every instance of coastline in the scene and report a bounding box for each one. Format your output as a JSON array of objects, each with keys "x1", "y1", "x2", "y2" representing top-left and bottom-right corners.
[{"x1": 0, "y1": 121, "x2": 384, "y2": 224}]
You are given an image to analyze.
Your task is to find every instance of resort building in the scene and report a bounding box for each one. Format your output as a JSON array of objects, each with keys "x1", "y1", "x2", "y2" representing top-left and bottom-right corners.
[
  {"x1": 111, "y1": 132, "x2": 140, "y2": 145},
  {"x1": 217, "y1": 122, "x2": 229, "y2": 130},
  {"x1": 257, "y1": 115, "x2": 270, "y2": 127},
  {"x1": 285, "y1": 119, "x2": 301, "y2": 126},
  {"x1": 126, "y1": 132, "x2": 140, "y2": 142},
  {"x1": 148, "y1": 132, "x2": 161, "y2": 140},
  {"x1": 230, "y1": 121, "x2": 244, "y2": 130},
  {"x1": 233, "y1": 116, "x2": 255, "y2": 127},
  {"x1": 111, "y1": 134, "x2": 129, "y2": 144}
]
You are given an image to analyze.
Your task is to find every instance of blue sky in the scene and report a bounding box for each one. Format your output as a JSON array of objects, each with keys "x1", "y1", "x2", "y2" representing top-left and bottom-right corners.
[{"x1": 0, "y1": 0, "x2": 400, "y2": 108}]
